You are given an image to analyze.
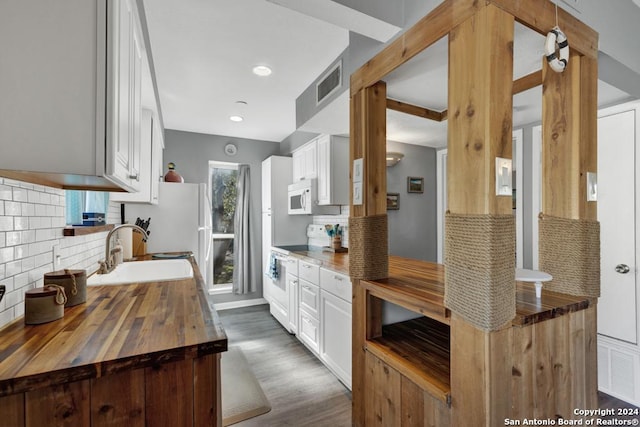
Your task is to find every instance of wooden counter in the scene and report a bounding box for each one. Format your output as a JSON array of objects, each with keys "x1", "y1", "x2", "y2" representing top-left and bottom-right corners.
[
  {"x1": 0, "y1": 255, "x2": 227, "y2": 426},
  {"x1": 280, "y1": 251, "x2": 594, "y2": 327}
]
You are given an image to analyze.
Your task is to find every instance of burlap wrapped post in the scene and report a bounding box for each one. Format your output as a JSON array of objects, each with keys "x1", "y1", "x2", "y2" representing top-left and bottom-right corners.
[
  {"x1": 348, "y1": 214, "x2": 388, "y2": 280},
  {"x1": 538, "y1": 214, "x2": 600, "y2": 297},
  {"x1": 444, "y1": 213, "x2": 516, "y2": 331}
]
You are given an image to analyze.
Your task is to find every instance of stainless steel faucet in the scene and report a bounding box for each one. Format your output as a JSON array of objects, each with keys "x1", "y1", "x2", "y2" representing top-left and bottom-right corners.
[{"x1": 98, "y1": 224, "x2": 148, "y2": 274}]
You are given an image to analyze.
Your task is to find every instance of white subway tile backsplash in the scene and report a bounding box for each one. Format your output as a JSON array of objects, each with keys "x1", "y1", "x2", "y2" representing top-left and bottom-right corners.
[
  {"x1": 6, "y1": 260, "x2": 22, "y2": 277},
  {"x1": 6, "y1": 231, "x2": 21, "y2": 246},
  {"x1": 27, "y1": 190, "x2": 40, "y2": 203},
  {"x1": 0, "y1": 180, "x2": 115, "y2": 329},
  {"x1": 0, "y1": 185, "x2": 12, "y2": 200},
  {"x1": 0, "y1": 217, "x2": 13, "y2": 231},
  {"x1": 0, "y1": 247, "x2": 14, "y2": 263},
  {"x1": 21, "y1": 203, "x2": 35, "y2": 217},
  {"x1": 12, "y1": 187, "x2": 27, "y2": 202},
  {"x1": 5, "y1": 201, "x2": 21, "y2": 216},
  {"x1": 14, "y1": 217, "x2": 28, "y2": 230}
]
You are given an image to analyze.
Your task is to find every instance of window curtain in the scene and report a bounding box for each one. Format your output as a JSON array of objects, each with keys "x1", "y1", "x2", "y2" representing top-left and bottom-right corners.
[{"x1": 232, "y1": 165, "x2": 252, "y2": 294}]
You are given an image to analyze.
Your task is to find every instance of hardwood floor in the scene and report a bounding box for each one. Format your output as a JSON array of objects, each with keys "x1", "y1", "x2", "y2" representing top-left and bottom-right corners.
[
  {"x1": 218, "y1": 304, "x2": 352, "y2": 426},
  {"x1": 218, "y1": 304, "x2": 638, "y2": 426}
]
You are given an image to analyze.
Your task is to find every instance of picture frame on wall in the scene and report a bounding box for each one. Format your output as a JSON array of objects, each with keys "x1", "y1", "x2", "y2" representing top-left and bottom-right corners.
[
  {"x1": 407, "y1": 177, "x2": 424, "y2": 193},
  {"x1": 387, "y1": 193, "x2": 400, "y2": 210}
]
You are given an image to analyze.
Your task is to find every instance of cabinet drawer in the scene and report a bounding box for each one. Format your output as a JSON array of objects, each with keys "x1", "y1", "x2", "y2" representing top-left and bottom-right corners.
[
  {"x1": 298, "y1": 260, "x2": 319, "y2": 285},
  {"x1": 299, "y1": 279, "x2": 319, "y2": 319},
  {"x1": 320, "y1": 268, "x2": 351, "y2": 302},
  {"x1": 299, "y1": 309, "x2": 320, "y2": 354},
  {"x1": 284, "y1": 257, "x2": 298, "y2": 277}
]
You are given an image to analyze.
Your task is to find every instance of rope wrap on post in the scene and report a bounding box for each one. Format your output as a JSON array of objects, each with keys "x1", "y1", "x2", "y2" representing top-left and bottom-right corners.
[
  {"x1": 348, "y1": 214, "x2": 389, "y2": 280},
  {"x1": 539, "y1": 214, "x2": 600, "y2": 297},
  {"x1": 444, "y1": 213, "x2": 516, "y2": 331}
]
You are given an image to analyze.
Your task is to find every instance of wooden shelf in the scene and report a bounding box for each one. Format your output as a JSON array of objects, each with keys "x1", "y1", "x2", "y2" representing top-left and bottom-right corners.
[
  {"x1": 62, "y1": 224, "x2": 114, "y2": 236},
  {"x1": 366, "y1": 316, "x2": 451, "y2": 405}
]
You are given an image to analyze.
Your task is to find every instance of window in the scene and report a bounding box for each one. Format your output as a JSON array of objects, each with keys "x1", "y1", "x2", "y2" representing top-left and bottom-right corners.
[
  {"x1": 209, "y1": 162, "x2": 238, "y2": 286},
  {"x1": 65, "y1": 190, "x2": 110, "y2": 226}
]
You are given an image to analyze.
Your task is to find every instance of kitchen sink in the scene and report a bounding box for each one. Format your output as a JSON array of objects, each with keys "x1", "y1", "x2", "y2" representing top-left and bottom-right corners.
[{"x1": 87, "y1": 259, "x2": 193, "y2": 286}]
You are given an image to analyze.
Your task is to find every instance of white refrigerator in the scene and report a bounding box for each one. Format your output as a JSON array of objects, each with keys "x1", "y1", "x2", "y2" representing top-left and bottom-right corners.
[{"x1": 124, "y1": 182, "x2": 212, "y2": 285}]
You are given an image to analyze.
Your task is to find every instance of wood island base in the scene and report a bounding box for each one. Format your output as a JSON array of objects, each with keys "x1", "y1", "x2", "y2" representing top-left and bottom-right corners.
[{"x1": 0, "y1": 354, "x2": 221, "y2": 426}]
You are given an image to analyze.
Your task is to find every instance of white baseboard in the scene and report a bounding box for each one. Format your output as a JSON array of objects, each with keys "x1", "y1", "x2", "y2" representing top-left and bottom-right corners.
[{"x1": 214, "y1": 298, "x2": 268, "y2": 311}]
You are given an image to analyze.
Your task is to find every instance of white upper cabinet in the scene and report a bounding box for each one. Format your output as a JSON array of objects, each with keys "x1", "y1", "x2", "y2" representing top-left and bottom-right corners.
[
  {"x1": 0, "y1": 0, "x2": 160, "y2": 192},
  {"x1": 292, "y1": 140, "x2": 317, "y2": 182},
  {"x1": 293, "y1": 135, "x2": 348, "y2": 205},
  {"x1": 316, "y1": 135, "x2": 349, "y2": 205},
  {"x1": 110, "y1": 108, "x2": 163, "y2": 204}
]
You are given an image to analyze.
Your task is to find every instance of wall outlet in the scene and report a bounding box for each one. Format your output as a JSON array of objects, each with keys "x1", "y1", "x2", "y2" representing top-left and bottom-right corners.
[{"x1": 52, "y1": 244, "x2": 60, "y2": 267}]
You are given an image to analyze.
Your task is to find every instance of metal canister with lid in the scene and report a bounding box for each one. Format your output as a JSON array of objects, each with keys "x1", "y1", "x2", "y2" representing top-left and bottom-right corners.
[
  {"x1": 43, "y1": 269, "x2": 87, "y2": 307},
  {"x1": 24, "y1": 285, "x2": 67, "y2": 325}
]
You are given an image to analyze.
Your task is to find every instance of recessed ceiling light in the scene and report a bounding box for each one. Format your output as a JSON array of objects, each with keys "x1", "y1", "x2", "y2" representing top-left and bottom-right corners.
[
  {"x1": 229, "y1": 115, "x2": 244, "y2": 122},
  {"x1": 252, "y1": 65, "x2": 272, "y2": 76}
]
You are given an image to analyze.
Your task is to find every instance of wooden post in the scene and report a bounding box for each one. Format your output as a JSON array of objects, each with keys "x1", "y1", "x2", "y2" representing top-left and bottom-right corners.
[
  {"x1": 447, "y1": 4, "x2": 514, "y2": 426},
  {"x1": 350, "y1": 81, "x2": 388, "y2": 427},
  {"x1": 541, "y1": 50, "x2": 599, "y2": 408}
]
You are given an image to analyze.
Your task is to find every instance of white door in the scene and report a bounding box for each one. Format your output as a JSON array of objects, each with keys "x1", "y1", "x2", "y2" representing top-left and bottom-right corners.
[{"x1": 598, "y1": 106, "x2": 637, "y2": 344}]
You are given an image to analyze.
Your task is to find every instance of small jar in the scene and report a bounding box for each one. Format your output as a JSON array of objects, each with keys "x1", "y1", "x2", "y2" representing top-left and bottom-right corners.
[
  {"x1": 25, "y1": 285, "x2": 67, "y2": 324},
  {"x1": 164, "y1": 162, "x2": 184, "y2": 183}
]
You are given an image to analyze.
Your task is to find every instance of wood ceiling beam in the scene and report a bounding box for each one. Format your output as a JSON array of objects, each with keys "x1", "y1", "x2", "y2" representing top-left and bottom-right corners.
[
  {"x1": 489, "y1": 0, "x2": 598, "y2": 59},
  {"x1": 386, "y1": 70, "x2": 542, "y2": 122},
  {"x1": 350, "y1": 0, "x2": 482, "y2": 96},
  {"x1": 513, "y1": 70, "x2": 543, "y2": 95},
  {"x1": 386, "y1": 99, "x2": 446, "y2": 122}
]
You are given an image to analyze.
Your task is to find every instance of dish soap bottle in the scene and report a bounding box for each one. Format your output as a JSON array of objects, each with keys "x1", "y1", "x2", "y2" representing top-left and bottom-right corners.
[{"x1": 164, "y1": 162, "x2": 184, "y2": 183}]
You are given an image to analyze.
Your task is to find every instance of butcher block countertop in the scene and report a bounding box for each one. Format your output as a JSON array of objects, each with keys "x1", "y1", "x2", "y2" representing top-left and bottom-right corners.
[
  {"x1": 277, "y1": 248, "x2": 594, "y2": 327},
  {"x1": 0, "y1": 255, "x2": 227, "y2": 398}
]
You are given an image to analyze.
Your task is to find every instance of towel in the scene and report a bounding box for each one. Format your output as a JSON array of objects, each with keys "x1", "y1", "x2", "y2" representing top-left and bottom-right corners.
[{"x1": 267, "y1": 253, "x2": 279, "y2": 280}]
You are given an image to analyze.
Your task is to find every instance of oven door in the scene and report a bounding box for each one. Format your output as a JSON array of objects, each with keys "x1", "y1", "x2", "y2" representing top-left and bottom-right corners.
[{"x1": 268, "y1": 251, "x2": 292, "y2": 332}]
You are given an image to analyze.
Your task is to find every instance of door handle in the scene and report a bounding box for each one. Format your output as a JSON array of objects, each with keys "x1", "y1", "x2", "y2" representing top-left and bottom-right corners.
[{"x1": 615, "y1": 264, "x2": 630, "y2": 274}]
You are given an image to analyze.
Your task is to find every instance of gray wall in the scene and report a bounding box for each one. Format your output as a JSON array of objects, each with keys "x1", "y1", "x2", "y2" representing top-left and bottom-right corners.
[
  {"x1": 163, "y1": 129, "x2": 281, "y2": 304},
  {"x1": 295, "y1": 32, "x2": 382, "y2": 131},
  {"x1": 386, "y1": 140, "x2": 438, "y2": 262}
]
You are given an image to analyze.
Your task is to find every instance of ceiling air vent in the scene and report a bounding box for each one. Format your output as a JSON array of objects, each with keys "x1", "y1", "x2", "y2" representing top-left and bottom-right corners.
[{"x1": 316, "y1": 61, "x2": 342, "y2": 105}]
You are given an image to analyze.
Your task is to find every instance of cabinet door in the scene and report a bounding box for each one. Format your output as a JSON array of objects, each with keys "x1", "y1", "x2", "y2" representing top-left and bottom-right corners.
[
  {"x1": 316, "y1": 135, "x2": 331, "y2": 205},
  {"x1": 299, "y1": 279, "x2": 319, "y2": 319},
  {"x1": 288, "y1": 272, "x2": 299, "y2": 334},
  {"x1": 292, "y1": 150, "x2": 304, "y2": 183},
  {"x1": 262, "y1": 158, "x2": 272, "y2": 211},
  {"x1": 107, "y1": 0, "x2": 143, "y2": 192},
  {"x1": 112, "y1": 0, "x2": 134, "y2": 187},
  {"x1": 150, "y1": 117, "x2": 164, "y2": 204},
  {"x1": 129, "y1": 13, "x2": 144, "y2": 190},
  {"x1": 320, "y1": 290, "x2": 352, "y2": 389},
  {"x1": 110, "y1": 109, "x2": 152, "y2": 203},
  {"x1": 299, "y1": 309, "x2": 320, "y2": 355},
  {"x1": 303, "y1": 140, "x2": 317, "y2": 179}
]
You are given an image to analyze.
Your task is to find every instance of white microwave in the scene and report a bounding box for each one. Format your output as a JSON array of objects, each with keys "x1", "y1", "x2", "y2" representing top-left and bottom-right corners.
[
  {"x1": 288, "y1": 179, "x2": 315, "y2": 215},
  {"x1": 287, "y1": 179, "x2": 340, "y2": 215}
]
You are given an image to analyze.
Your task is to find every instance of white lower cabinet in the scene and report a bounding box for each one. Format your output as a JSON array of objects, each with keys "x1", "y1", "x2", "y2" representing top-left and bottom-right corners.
[
  {"x1": 299, "y1": 279, "x2": 320, "y2": 319},
  {"x1": 299, "y1": 309, "x2": 320, "y2": 355},
  {"x1": 294, "y1": 264, "x2": 352, "y2": 390},
  {"x1": 320, "y1": 289, "x2": 352, "y2": 389}
]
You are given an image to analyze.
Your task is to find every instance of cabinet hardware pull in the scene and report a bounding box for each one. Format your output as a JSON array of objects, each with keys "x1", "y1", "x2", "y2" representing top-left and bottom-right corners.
[
  {"x1": 303, "y1": 264, "x2": 311, "y2": 269},
  {"x1": 129, "y1": 173, "x2": 140, "y2": 181},
  {"x1": 334, "y1": 276, "x2": 343, "y2": 281},
  {"x1": 615, "y1": 264, "x2": 631, "y2": 274},
  {"x1": 302, "y1": 285, "x2": 310, "y2": 290}
]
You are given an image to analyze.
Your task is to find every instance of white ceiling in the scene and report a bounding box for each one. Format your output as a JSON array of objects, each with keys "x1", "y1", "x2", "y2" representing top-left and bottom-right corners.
[
  {"x1": 145, "y1": 1, "x2": 632, "y2": 148},
  {"x1": 143, "y1": 0, "x2": 349, "y2": 142}
]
